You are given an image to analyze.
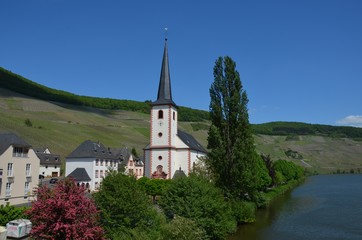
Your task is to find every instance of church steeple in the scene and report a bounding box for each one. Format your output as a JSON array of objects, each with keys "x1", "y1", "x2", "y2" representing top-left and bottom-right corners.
[{"x1": 151, "y1": 38, "x2": 177, "y2": 107}]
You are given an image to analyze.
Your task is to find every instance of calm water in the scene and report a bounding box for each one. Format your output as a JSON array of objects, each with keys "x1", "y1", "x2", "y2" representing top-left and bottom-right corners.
[{"x1": 230, "y1": 175, "x2": 362, "y2": 240}]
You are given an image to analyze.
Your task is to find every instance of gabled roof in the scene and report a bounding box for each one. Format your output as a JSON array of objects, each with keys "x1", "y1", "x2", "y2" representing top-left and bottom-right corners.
[
  {"x1": 0, "y1": 133, "x2": 31, "y2": 155},
  {"x1": 172, "y1": 168, "x2": 186, "y2": 179},
  {"x1": 177, "y1": 130, "x2": 207, "y2": 153},
  {"x1": 67, "y1": 168, "x2": 91, "y2": 182},
  {"x1": 36, "y1": 153, "x2": 61, "y2": 165},
  {"x1": 67, "y1": 140, "x2": 119, "y2": 160},
  {"x1": 151, "y1": 39, "x2": 177, "y2": 107}
]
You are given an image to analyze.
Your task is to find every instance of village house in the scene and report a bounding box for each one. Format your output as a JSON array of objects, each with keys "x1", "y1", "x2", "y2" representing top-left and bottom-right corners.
[
  {"x1": 144, "y1": 39, "x2": 207, "y2": 179},
  {"x1": 34, "y1": 147, "x2": 61, "y2": 178},
  {"x1": 65, "y1": 140, "x2": 120, "y2": 191},
  {"x1": 0, "y1": 133, "x2": 40, "y2": 206},
  {"x1": 118, "y1": 147, "x2": 144, "y2": 179},
  {"x1": 65, "y1": 140, "x2": 145, "y2": 191}
]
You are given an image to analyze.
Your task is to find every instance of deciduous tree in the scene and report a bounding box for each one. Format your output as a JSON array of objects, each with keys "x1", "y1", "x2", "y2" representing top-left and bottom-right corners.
[
  {"x1": 93, "y1": 172, "x2": 164, "y2": 239},
  {"x1": 207, "y1": 56, "x2": 265, "y2": 199}
]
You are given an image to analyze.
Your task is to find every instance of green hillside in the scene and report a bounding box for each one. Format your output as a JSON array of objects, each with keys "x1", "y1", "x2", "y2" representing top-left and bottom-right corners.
[
  {"x1": 1, "y1": 66, "x2": 362, "y2": 174},
  {"x1": 0, "y1": 67, "x2": 209, "y2": 122}
]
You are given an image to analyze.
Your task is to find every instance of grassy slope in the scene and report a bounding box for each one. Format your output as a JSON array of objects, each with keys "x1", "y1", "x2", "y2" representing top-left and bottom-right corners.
[{"x1": 1, "y1": 87, "x2": 362, "y2": 173}]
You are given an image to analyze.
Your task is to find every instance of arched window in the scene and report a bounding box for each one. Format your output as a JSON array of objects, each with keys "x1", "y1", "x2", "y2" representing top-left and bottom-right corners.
[
  {"x1": 173, "y1": 112, "x2": 176, "y2": 120},
  {"x1": 158, "y1": 110, "x2": 163, "y2": 119}
]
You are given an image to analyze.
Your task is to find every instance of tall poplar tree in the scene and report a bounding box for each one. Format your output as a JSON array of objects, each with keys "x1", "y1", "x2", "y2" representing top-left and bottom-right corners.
[{"x1": 207, "y1": 56, "x2": 259, "y2": 199}]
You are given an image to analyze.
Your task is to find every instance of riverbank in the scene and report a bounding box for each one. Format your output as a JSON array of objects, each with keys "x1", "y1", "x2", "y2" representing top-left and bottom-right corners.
[{"x1": 261, "y1": 178, "x2": 305, "y2": 207}]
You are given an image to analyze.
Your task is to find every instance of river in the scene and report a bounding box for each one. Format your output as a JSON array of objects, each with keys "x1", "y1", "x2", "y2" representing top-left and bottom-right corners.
[{"x1": 230, "y1": 174, "x2": 362, "y2": 240}]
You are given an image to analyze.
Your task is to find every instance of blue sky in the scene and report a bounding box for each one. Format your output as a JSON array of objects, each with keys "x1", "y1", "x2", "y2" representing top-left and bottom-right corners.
[{"x1": 1, "y1": 0, "x2": 361, "y2": 127}]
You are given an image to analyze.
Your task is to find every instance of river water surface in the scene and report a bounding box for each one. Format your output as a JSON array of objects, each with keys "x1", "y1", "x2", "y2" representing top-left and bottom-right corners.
[{"x1": 230, "y1": 174, "x2": 362, "y2": 240}]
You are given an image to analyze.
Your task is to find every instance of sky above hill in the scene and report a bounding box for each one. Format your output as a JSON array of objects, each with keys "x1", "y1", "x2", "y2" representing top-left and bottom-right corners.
[{"x1": 1, "y1": 1, "x2": 361, "y2": 127}]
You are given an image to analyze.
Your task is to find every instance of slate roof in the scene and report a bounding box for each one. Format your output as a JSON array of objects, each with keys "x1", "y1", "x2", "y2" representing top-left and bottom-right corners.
[
  {"x1": 67, "y1": 168, "x2": 91, "y2": 181},
  {"x1": 172, "y1": 168, "x2": 186, "y2": 179},
  {"x1": 36, "y1": 153, "x2": 61, "y2": 165},
  {"x1": 67, "y1": 140, "x2": 120, "y2": 160},
  {"x1": 0, "y1": 133, "x2": 31, "y2": 155},
  {"x1": 151, "y1": 39, "x2": 177, "y2": 107},
  {"x1": 116, "y1": 148, "x2": 144, "y2": 167},
  {"x1": 177, "y1": 130, "x2": 207, "y2": 153}
]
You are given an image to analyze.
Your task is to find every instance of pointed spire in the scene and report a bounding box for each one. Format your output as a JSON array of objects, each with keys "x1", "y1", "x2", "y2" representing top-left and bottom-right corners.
[{"x1": 152, "y1": 38, "x2": 177, "y2": 107}]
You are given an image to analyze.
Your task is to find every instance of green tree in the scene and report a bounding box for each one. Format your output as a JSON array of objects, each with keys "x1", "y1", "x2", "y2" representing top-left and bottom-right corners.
[
  {"x1": 93, "y1": 172, "x2": 164, "y2": 239},
  {"x1": 207, "y1": 56, "x2": 260, "y2": 199},
  {"x1": 136, "y1": 177, "x2": 170, "y2": 202},
  {"x1": 159, "y1": 174, "x2": 236, "y2": 240}
]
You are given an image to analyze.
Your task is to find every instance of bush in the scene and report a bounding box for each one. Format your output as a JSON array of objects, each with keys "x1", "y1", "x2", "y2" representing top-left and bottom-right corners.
[
  {"x1": 0, "y1": 204, "x2": 29, "y2": 226},
  {"x1": 159, "y1": 174, "x2": 236, "y2": 240},
  {"x1": 229, "y1": 200, "x2": 256, "y2": 224},
  {"x1": 161, "y1": 216, "x2": 207, "y2": 240}
]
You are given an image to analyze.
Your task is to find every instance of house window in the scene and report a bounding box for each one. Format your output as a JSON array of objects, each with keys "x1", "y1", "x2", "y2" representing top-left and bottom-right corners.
[
  {"x1": 130, "y1": 161, "x2": 133, "y2": 167},
  {"x1": 95, "y1": 182, "x2": 99, "y2": 189},
  {"x1": 7, "y1": 163, "x2": 13, "y2": 177},
  {"x1": 96, "y1": 159, "x2": 99, "y2": 166},
  {"x1": 101, "y1": 160, "x2": 104, "y2": 166},
  {"x1": 129, "y1": 169, "x2": 134, "y2": 175},
  {"x1": 106, "y1": 160, "x2": 108, "y2": 166},
  {"x1": 100, "y1": 170, "x2": 104, "y2": 178},
  {"x1": 173, "y1": 112, "x2": 175, "y2": 120},
  {"x1": 24, "y1": 182, "x2": 30, "y2": 196},
  {"x1": 158, "y1": 110, "x2": 163, "y2": 119},
  {"x1": 95, "y1": 170, "x2": 99, "y2": 178},
  {"x1": 105, "y1": 170, "x2": 108, "y2": 176},
  {"x1": 0, "y1": 169, "x2": 3, "y2": 177},
  {"x1": 13, "y1": 147, "x2": 29, "y2": 157},
  {"x1": 26, "y1": 164, "x2": 31, "y2": 177},
  {"x1": 6, "y1": 183, "x2": 11, "y2": 197}
]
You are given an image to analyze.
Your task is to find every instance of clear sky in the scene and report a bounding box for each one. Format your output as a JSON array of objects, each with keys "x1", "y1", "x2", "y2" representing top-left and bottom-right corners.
[{"x1": 1, "y1": 0, "x2": 361, "y2": 127}]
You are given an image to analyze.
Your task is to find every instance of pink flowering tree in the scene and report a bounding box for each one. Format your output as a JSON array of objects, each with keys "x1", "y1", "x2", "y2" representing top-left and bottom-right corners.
[{"x1": 26, "y1": 178, "x2": 104, "y2": 240}]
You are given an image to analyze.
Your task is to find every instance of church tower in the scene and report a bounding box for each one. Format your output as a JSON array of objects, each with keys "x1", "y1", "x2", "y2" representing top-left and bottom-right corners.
[
  {"x1": 144, "y1": 38, "x2": 207, "y2": 179},
  {"x1": 146, "y1": 38, "x2": 178, "y2": 179}
]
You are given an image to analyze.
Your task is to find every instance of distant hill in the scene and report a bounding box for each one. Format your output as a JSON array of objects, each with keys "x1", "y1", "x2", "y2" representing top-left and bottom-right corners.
[
  {"x1": 0, "y1": 67, "x2": 209, "y2": 122},
  {"x1": 1, "y1": 66, "x2": 362, "y2": 173}
]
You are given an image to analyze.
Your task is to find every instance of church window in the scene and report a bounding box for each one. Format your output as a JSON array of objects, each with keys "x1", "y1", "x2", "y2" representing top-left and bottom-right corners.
[
  {"x1": 173, "y1": 112, "x2": 175, "y2": 120},
  {"x1": 158, "y1": 132, "x2": 163, "y2": 137},
  {"x1": 158, "y1": 110, "x2": 164, "y2": 119},
  {"x1": 158, "y1": 156, "x2": 162, "y2": 160}
]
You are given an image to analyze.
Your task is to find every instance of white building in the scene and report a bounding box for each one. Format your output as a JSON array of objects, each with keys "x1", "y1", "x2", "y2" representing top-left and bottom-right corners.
[
  {"x1": 144, "y1": 39, "x2": 207, "y2": 179},
  {"x1": 34, "y1": 147, "x2": 61, "y2": 178},
  {"x1": 0, "y1": 133, "x2": 40, "y2": 206},
  {"x1": 65, "y1": 140, "x2": 120, "y2": 191}
]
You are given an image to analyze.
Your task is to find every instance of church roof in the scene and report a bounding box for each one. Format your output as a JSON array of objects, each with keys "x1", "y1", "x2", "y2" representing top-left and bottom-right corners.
[
  {"x1": 151, "y1": 39, "x2": 177, "y2": 107},
  {"x1": 177, "y1": 130, "x2": 207, "y2": 153}
]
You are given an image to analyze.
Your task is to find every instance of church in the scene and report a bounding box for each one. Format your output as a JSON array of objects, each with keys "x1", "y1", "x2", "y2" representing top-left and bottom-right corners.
[{"x1": 144, "y1": 39, "x2": 207, "y2": 179}]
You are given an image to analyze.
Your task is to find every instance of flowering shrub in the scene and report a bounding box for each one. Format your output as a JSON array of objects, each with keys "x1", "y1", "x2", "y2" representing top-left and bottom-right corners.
[{"x1": 26, "y1": 178, "x2": 104, "y2": 240}]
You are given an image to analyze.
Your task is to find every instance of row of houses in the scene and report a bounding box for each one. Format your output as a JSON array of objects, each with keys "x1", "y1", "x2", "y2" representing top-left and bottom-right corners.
[{"x1": 0, "y1": 133, "x2": 143, "y2": 206}]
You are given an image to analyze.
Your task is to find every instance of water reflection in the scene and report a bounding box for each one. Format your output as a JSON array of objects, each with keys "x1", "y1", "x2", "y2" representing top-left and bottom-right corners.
[{"x1": 229, "y1": 175, "x2": 362, "y2": 240}]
